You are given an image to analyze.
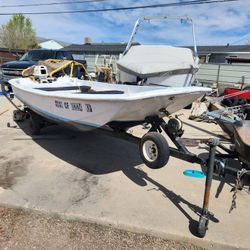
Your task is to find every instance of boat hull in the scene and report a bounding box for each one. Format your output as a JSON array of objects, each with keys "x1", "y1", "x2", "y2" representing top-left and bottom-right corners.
[
  {"x1": 10, "y1": 78, "x2": 211, "y2": 131},
  {"x1": 234, "y1": 121, "x2": 250, "y2": 166}
]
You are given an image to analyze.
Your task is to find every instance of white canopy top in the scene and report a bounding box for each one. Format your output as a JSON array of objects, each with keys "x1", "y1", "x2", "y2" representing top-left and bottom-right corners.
[{"x1": 117, "y1": 45, "x2": 197, "y2": 77}]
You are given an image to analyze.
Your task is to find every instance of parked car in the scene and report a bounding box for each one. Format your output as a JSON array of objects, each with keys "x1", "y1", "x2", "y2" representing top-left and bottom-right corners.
[{"x1": 0, "y1": 49, "x2": 86, "y2": 91}]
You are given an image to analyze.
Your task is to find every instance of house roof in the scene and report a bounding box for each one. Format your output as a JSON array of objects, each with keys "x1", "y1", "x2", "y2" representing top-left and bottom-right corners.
[
  {"x1": 186, "y1": 45, "x2": 250, "y2": 55},
  {"x1": 0, "y1": 47, "x2": 25, "y2": 53},
  {"x1": 64, "y1": 42, "x2": 140, "y2": 54},
  {"x1": 65, "y1": 43, "x2": 250, "y2": 55}
]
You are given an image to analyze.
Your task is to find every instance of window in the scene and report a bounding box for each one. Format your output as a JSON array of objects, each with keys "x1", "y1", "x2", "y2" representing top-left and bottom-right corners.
[{"x1": 20, "y1": 50, "x2": 56, "y2": 61}]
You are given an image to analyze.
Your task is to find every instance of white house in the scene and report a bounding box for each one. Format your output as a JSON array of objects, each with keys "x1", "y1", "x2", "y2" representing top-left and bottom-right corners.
[
  {"x1": 39, "y1": 40, "x2": 64, "y2": 49},
  {"x1": 37, "y1": 37, "x2": 70, "y2": 49}
]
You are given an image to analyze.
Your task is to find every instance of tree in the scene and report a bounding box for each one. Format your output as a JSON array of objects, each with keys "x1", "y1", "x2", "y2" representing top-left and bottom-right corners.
[{"x1": 0, "y1": 14, "x2": 38, "y2": 50}]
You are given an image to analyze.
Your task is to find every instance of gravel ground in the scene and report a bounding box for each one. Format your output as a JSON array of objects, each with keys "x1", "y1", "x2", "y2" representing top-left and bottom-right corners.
[{"x1": 0, "y1": 206, "x2": 205, "y2": 250}]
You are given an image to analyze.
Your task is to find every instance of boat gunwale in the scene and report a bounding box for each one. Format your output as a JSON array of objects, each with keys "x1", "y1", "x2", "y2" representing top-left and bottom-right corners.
[{"x1": 10, "y1": 80, "x2": 211, "y2": 102}]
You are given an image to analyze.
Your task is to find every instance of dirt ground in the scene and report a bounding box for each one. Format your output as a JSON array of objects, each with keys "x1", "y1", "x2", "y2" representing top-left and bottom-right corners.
[{"x1": 0, "y1": 206, "x2": 204, "y2": 250}]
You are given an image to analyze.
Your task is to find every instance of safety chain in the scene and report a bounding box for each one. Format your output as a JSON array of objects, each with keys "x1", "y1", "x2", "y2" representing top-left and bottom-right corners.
[{"x1": 229, "y1": 168, "x2": 249, "y2": 213}]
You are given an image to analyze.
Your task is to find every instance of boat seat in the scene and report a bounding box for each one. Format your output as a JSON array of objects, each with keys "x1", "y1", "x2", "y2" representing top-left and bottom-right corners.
[
  {"x1": 79, "y1": 86, "x2": 92, "y2": 93},
  {"x1": 77, "y1": 86, "x2": 124, "y2": 94}
]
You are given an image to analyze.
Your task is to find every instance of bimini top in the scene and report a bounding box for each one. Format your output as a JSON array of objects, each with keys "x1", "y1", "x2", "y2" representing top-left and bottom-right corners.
[{"x1": 117, "y1": 45, "x2": 198, "y2": 77}]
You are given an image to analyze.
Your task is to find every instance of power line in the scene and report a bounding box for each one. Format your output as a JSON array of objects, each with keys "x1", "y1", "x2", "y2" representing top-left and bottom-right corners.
[
  {"x1": 0, "y1": 0, "x2": 239, "y2": 15},
  {"x1": 0, "y1": 0, "x2": 106, "y2": 8}
]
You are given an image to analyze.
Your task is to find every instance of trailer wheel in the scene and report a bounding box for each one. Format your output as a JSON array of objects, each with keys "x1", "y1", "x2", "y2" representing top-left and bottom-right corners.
[
  {"x1": 1, "y1": 82, "x2": 12, "y2": 93},
  {"x1": 197, "y1": 216, "x2": 209, "y2": 238},
  {"x1": 140, "y1": 132, "x2": 170, "y2": 169},
  {"x1": 13, "y1": 110, "x2": 25, "y2": 122}
]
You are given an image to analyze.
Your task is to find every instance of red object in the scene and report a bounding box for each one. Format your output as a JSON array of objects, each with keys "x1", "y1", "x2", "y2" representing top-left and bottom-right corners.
[{"x1": 224, "y1": 88, "x2": 250, "y2": 100}]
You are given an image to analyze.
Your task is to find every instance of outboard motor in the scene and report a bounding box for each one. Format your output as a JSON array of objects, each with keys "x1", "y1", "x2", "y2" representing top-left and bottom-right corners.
[{"x1": 33, "y1": 65, "x2": 48, "y2": 83}]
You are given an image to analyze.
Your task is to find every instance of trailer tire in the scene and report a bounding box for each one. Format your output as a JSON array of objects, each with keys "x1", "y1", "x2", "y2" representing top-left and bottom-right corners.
[
  {"x1": 197, "y1": 216, "x2": 209, "y2": 238},
  {"x1": 13, "y1": 110, "x2": 25, "y2": 122},
  {"x1": 1, "y1": 82, "x2": 12, "y2": 93},
  {"x1": 140, "y1": 132, "x2": 170, "y2": 169}
]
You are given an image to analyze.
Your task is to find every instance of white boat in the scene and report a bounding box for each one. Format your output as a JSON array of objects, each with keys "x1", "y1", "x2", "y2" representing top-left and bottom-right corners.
[
  {"x1": 9, "y1": 76, "x2": 210, "y2": 131},
  {"x1": 117, "y1": 16, "x2": 199, "y2": 87}
]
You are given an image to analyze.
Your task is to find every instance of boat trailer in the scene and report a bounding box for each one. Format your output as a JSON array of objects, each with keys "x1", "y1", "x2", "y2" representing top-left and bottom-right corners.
[
  {"x1": 117, "y1": 115, "x2": 250, "y2": 238},
  {"x1": 2, "y1": 87, "x2": 250, "y2": 237}
]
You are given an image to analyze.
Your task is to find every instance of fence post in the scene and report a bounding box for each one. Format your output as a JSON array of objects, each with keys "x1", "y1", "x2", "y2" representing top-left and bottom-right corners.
[
  {"x1": 241, "y1": 75, "x2": 245, "y2": 90},
  {"x1": 216, "y1": 64, "x2": 221, "y2": 88}
]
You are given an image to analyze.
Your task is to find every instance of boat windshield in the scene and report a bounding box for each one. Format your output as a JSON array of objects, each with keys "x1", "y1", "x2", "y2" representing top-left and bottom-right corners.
[{"x1": 20, "y1": 50, "x2": 55, "y2": 61}]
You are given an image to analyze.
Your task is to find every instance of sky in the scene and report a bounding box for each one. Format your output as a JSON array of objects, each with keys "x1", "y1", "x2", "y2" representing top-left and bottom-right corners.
[{"x1": 0, "y1": 0, "x2": 250, "y2": 46}]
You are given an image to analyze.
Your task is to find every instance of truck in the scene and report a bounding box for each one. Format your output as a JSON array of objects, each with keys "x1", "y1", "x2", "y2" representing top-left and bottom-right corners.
[{"x1": 0, "y1": 49, "x2": 84, "y2": 91}]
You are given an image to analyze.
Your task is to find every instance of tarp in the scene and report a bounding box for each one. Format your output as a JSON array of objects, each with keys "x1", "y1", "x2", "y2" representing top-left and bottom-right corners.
[{"x1": 117, "y1": 45, "x2": 197, "y2": 77}]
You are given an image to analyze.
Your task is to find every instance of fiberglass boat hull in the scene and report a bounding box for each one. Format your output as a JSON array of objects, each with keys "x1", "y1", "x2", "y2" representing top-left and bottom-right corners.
[{"x1": 9, "y1": 77, "x2": 211, "y2": 131}]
